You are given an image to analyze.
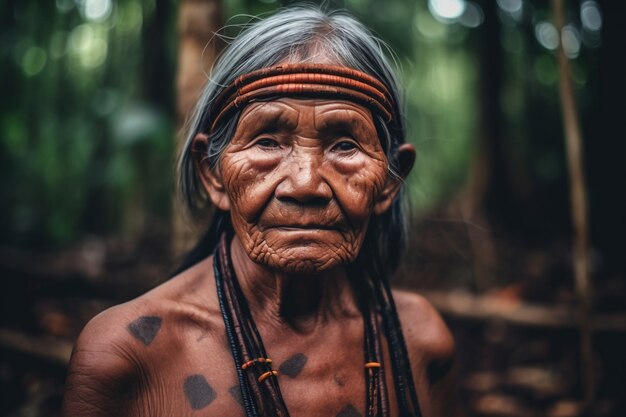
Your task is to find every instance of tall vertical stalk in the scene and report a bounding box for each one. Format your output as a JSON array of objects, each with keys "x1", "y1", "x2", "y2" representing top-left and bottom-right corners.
[
  {"x1": 172, "y1": 0, "x2": 224, "y2": 257},
  {"x1": 551, "y1": 0, "x2": 594, "y2": 407}
]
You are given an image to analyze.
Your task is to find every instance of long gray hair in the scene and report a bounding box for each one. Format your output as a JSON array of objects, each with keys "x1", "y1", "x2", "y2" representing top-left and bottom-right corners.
[{"x1": 177, "y1": 5, "x2": 410, "y2": 277}]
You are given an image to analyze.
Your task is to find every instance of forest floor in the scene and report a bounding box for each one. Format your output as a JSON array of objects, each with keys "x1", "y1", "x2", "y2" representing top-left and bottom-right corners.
[{"x1": 1, "y1": 220, "x2": 625, "y2": 417}]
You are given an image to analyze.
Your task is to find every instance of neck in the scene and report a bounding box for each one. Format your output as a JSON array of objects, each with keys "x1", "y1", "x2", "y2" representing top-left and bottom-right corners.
[{"x1": 229, "y1": 235, "x2": 359, "y2": 332}]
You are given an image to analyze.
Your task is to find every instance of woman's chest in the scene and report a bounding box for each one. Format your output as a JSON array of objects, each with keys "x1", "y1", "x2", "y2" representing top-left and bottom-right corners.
[{"x1": 128, "y1": 339, "x2": 393, "y2": 417}]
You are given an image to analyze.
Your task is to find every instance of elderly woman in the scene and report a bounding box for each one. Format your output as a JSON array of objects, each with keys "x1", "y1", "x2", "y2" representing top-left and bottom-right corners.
[{"x1": 62, "y1": 7, "x2": 456, "y2": 417}]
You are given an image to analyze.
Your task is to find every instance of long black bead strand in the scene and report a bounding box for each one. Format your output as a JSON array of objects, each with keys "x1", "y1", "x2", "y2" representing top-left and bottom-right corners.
[
  {"x1": 218, "y1": 233, "x2": 289, "y2": 417},
  {"x1": 213, "y1": 240, "x2": 260, "y2": 417}
]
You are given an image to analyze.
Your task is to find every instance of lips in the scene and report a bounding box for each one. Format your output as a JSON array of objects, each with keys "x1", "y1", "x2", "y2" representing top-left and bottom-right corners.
[
  {"x1": 272, "y1": 225, "x2": 341, "y2": 230},
  {"x1": 257, "y1": 201, "x2": 349, "y2": 232},
  {"x1": 259, "y1": 217, "x2": 346, "y2": 232},
  {"x1": 262, "y1": 222, "x2": 345, "y2": 231}
]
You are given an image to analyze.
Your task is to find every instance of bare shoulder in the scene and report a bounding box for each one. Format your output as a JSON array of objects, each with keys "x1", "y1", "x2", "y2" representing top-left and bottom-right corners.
[
  {"x1": 392, "y1": 289, "x2": 455, "y2": 364},
  {"x1": 67, "y1": 301, "x2": 140, "y2": 373},
  {"x1": 392, "y1": 289, "x2": 459, "y2": 416},
  {"x1": 62, "y1": 256, "x2": 220, "y2": 416},
  {"x1": 75, "y1": 255, "x2": 215, "y2": 341},
  {"x1": 69, "y1": 255, "x2": 218, "y2": 356},
  {"x1": 62, "y1": 302, "x2": 143, "y2": 416}
]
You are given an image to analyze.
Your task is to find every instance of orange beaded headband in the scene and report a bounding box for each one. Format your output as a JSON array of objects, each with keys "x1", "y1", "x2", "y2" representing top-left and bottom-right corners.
[{"x1": 207, "y1": 64, "x2": 395, "y2": 132}]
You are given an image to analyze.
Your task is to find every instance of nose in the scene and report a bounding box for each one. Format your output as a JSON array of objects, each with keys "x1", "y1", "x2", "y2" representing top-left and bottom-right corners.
[{"x1": 274, "y1": 152, "x2": 332, "y2": 204}]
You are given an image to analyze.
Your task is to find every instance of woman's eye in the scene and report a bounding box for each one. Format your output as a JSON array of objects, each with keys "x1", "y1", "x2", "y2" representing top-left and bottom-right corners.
[
  {"x1": 332, "y1": 141, "x2": 357, "y2": 152},
  {"x1": 255, "y1": 138, "x2": 279, "y2": 148}
]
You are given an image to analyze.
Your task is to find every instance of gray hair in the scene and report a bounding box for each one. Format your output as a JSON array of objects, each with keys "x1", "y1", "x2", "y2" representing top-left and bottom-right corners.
[{"x1": 177, "y1": 5, "x2": 409, "y2": 276}]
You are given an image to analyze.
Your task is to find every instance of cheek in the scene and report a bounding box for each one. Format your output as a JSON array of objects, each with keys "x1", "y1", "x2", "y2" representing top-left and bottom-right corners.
[
  {"x1": 327, "y1": 156, "x2": 388, "y2": 222},
  {"x1": 220, "y1": 152, "x2": 281, "y2": 221},
  {"x1": 220, "y1": 148, "x2": 388, "y2": 273}
]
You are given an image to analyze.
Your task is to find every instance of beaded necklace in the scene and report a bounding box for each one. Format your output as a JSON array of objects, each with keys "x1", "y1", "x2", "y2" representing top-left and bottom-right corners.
[{"x1": 213, "y1": 232, "x2": 391, "y2": 417}]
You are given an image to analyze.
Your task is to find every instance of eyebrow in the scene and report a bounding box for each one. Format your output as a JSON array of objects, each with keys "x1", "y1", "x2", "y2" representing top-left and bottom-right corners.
[
  {"x1": 315, "y1": 110, "x2": 377, "y2": 138},
  {"x1": 237, "y1": 102, "x2": 298, "y2": 134}
]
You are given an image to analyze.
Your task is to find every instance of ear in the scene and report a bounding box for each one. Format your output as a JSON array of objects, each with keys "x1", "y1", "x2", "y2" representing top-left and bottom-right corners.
[
  {"x1": 374, "y1": 143, "x2": 416, "y2": 215},
  {"x1": 192, "y1": 133, "x2": 230, "y2": 211}
]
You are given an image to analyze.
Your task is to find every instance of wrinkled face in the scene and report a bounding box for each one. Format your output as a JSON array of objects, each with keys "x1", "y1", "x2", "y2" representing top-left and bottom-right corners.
[{"x1": 216, "y1": 98, "x2": 393, "y2": 273}]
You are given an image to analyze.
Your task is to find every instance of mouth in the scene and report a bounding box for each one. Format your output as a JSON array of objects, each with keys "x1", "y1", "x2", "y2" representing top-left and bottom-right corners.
[
  {"x1": 258, "y1": 208, "x2": 348, "y2": 232},
  {"x1": 261, "y1": 220, "x2": 347, "y2": 232},
  {"x1": 270, "y1": 225, "x2": 342, "y2": 231}
]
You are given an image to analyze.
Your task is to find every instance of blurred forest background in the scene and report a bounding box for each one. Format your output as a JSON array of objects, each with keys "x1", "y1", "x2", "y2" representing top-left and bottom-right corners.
[{"x1": 1, "y1": 0, "x2": 624, "y2": 416}]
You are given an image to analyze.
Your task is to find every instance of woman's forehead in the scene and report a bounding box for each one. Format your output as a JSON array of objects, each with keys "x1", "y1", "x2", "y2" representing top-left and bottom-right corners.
[{"x1": 236, "y1": 98, "x2": 376, "y2": 129}]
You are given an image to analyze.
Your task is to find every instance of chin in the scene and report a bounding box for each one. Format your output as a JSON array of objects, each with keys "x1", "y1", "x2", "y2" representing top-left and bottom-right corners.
[
  {"x1": 271, "y1": 258, "x2": 337, "y2": 274},
  {"x1": 249, "y1": 245, "x2": 356, "y2": 274},
  {"x1": 240, "y1": 227, "x2": 364, "y2": 274}
]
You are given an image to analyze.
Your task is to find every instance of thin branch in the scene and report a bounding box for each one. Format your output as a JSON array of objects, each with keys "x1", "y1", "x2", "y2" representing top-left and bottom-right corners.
[
  {"x1": 552, "y1": 0, "x2": 594, "y2": 407},
  {"x1": 420, "y1": 290, "x2": 626, "y2": 332}
]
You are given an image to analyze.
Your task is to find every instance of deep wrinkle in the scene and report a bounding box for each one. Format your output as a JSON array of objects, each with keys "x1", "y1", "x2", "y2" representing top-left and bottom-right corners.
[
  {"x1": 214, "y1": 99, "x2": 389, "y2": 333},
  {"x1": 218, "y1": 98, "x2": 389, "y2": 277},
  {"x1": 229, "y1": 233, "x2": 360, "y2": 332},
  {"x1": 61, "y1": 9, "x2": 458, "y2": 417}
]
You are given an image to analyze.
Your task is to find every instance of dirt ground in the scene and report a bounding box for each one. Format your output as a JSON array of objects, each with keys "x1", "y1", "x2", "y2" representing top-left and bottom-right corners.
[{"x1": 1, "y1": 222, "x2": 625, "y2": 417}]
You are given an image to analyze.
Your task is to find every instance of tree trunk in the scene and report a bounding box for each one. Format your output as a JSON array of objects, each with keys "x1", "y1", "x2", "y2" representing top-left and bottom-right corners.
[
  {"x1": 461, "y1": 0, "x2": 502, "y2": 292},
  {"x1": 551, "y1": 0, "x2": 594, "y2": 408},
  {"x1": 172, "y1": 0, "x2": 224, "y2": 259}
]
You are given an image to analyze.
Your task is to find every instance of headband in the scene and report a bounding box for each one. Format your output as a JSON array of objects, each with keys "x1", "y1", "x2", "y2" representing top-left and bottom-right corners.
[{"x1": 206, "y1": 64, "x2": 396, "y2": 132}]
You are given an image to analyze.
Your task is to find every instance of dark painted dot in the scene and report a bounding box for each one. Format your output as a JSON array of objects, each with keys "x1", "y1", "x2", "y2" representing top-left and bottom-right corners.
[
  {"x1": 427, "y1": 357, "x2": 454, "y2": 384},
  {"x1": 337, "y1": 404, "x2": 362, "y2": 417},
  {"x1": 128, "y1": 316, "x2": 162, "y2": 346},
  {"x1": 229, "y1": 385, "x2": 244, "y2": 407},
  {"x1": 184, "y1": 375, "x2": 216, "y2": 410},
  {"x1": 278, "y1": 353, "x2": 308, "y2": 378}
]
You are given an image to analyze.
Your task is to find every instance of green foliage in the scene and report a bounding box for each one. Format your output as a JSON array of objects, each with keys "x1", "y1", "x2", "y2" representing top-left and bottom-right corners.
[
  {"x1": 1, "y1": 0, "x2": 602, "y2": 248},
  {"x1": 1, "y1": 0, "x2": 175, "y2": 247}
]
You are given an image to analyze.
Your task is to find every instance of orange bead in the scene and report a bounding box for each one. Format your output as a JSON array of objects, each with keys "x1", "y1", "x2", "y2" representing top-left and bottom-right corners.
[
  {"x1": 364, "y1": 362, "x2": 381, "y2": 369},
  {"x1": 258, "y1": 370, "x2": 278, "y2": 383}
]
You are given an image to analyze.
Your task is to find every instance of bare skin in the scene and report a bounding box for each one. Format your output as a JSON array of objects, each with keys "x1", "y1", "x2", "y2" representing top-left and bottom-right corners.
[
  {"x1": 200, "y1": 99, "x2": 394, "y2": 273},
  {"x1": 62, "y1": 98, "x2": 457, "y2": 417}
]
